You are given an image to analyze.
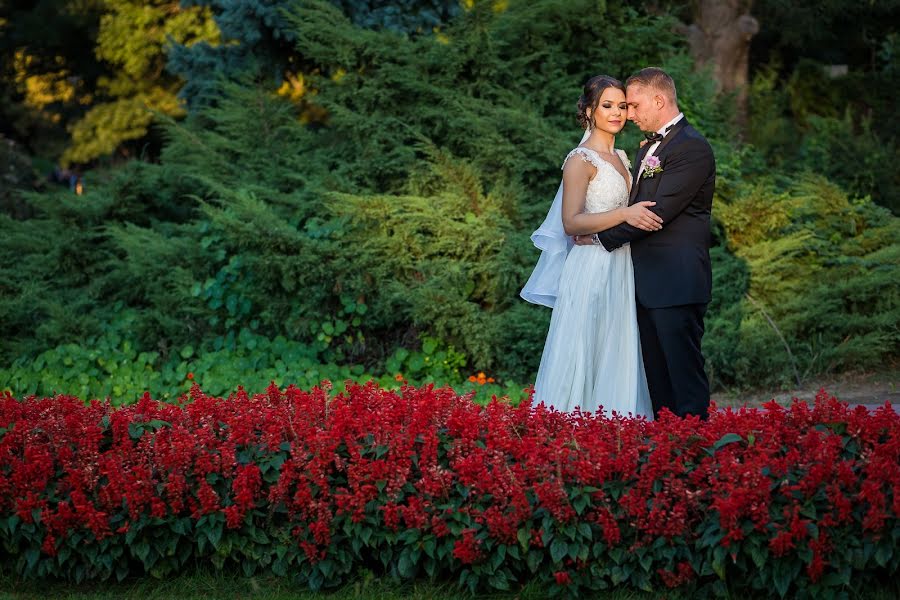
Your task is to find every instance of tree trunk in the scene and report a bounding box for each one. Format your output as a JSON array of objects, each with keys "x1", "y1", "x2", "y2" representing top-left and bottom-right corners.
[{"x1": 682, "y1": 0, "x2": 759, "y2": 128}]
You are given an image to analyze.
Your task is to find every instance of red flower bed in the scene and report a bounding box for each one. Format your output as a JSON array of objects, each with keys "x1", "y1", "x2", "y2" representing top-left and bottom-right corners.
[{"x1": 0, "y1": 383, "x2": 898, "y2": 597}]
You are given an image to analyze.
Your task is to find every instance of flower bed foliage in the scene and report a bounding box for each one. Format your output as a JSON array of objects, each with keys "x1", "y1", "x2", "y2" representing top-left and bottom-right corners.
[
  {"x1": 1, "y1": 384, "x2": 897, "y2": 599},
  {"x1": 0, "y1": 330, "x2": 523, "y2": 406}
]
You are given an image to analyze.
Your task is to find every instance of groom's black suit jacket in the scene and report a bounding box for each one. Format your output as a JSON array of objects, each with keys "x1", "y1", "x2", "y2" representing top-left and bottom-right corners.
[{"x1": 596, "y1": 118, "x2": 715, "y2": 309}]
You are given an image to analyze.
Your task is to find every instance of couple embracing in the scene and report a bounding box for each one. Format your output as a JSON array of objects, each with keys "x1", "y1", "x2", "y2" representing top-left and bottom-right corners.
[{"x1": 522, "y1": 68, "x2": 715, "y2": 421}]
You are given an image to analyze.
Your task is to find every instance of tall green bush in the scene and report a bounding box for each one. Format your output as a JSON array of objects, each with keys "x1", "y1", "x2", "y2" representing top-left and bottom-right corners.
[
  {"x1": 2, "y1": 0, "x2": 896, "y2": 393},
  {"x1": 713, "y1": 175, "x2": 899, "y2": 387}
]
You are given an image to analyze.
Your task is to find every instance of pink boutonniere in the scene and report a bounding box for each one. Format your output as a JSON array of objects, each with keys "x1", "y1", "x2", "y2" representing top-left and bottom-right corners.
[{"x1": 642, "y1": 155, "x2": 663, "y2": 179}]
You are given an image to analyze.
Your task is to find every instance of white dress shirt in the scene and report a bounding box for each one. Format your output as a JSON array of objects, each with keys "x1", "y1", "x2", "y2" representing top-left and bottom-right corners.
[{"x1": 636, "y1": 112, "x2": 684, "y2": 179}]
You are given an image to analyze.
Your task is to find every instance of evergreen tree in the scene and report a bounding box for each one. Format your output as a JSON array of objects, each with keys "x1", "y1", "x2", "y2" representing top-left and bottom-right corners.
[
  {"x1": 331, "y1": 0, "x2": 460, "y2": 32},
  {"x1": 61, "y1": 0, "x2": 219, "y2": 164},
  {"x1": 711, "y1": 175, "x2": 900, "y2": 386},
  {"x1": 0, "y1": 0, "x2": 106, "y2": 159},
  {"x1": 746, "y1": 0, "x2": 900, "y2": 212},
  {"x1": 167, "y1": 0, "x2": 461, "y2": 109},
  {"x1": 167, "y1": 0, "x2": 301, "y2": 107},
  {"x1": 3, "y1": 0, "x2": 895, "y2": 391}
]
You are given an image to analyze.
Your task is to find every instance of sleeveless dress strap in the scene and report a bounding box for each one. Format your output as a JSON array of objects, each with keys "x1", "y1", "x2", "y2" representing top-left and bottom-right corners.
[{"x1": 562, "y1": 146, "x2": 606, "y2": 171}]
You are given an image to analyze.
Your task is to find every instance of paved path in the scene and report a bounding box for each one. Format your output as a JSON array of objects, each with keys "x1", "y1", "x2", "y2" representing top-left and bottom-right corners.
[
  {"x1": 713, "y1": 374, "x2": 898, "y2": 413},
  {"x1": 849, "y1": 403, "x2": 899, "y2": 413}
]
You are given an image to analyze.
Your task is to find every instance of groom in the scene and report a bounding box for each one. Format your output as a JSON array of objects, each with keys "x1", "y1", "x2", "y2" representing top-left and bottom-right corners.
[{"x1": 576, "y1": 67, "x2": 715, "y2": 420}]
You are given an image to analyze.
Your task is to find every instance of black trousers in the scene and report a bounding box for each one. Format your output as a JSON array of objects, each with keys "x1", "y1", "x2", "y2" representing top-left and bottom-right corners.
[{"x1": 636, "y1": 302, "x2": 710, "y2": 419}]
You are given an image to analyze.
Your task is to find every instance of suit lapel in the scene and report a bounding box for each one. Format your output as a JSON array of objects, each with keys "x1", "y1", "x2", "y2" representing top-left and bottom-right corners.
[
  {"x1": 628, "y1": 118, "x2": 690, "y2": 204},
  {"x1": 650, "y1": 118, "x2": 688, "y2": 160}
]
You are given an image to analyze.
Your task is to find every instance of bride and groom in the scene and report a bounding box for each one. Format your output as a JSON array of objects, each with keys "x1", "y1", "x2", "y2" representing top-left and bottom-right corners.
[{"x1": 521, "y1": 67, "x2": 715, "y2": 421}]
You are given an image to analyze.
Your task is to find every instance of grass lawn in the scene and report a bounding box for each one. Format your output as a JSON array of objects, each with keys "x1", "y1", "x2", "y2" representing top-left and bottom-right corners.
[
  {"x1": 1, "y1": 569, "x2": 898, "y2": 600},
  {"x1": 0, "y1": 570, "x2": 658, "y2": 600}
]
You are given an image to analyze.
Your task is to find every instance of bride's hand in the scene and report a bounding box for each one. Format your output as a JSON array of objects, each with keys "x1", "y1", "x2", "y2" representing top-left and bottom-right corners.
[{"x1": 623, "y1": 201, "x2": 663, "y2": 231}]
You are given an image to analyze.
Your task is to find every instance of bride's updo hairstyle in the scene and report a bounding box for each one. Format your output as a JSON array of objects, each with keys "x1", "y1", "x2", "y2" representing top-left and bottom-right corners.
[{"x1": 576, "y1": 75, "x2": 625, "y2": 130}]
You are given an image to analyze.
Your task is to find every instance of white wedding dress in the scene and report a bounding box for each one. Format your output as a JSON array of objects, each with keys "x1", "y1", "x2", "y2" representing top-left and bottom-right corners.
[{"x1": 532, "y1": 147, "x2": 653, "y2": 419}]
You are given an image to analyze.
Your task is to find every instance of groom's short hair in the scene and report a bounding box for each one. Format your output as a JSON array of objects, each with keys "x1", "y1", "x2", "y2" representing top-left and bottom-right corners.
[{"x1": 626, "y1": 68, "x2": 677, "y2": 103}]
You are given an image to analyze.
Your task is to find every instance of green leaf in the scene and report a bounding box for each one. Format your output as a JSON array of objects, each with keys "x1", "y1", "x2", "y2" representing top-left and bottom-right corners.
[
  {"x1": 488, "y1": 571, "x2": 510, "y2": 590},
  {"x1": 517, "y1": 528, "x2": 529, "y2": 548},
  {"x1": 550, "y1": 539, "x2": 567, "y2": 563},
  {"x1": 319, "y1": 558, "x2": 334, "y2": 579},
  {"x1": 639, "y1": 552, "x2": 653, "y2": 572},
  {"x1": 772, "y1": 559, "x2": 795, "y2": 597},
  {"x1": 128, "y1": 422, "x2": 144, "y2": 440},
  {"x1": 750, "y1": 543, "x2": 768, "y2": 569},
  {"x1": 170, "y1": 517, "x2": 191, "y2": 537},
  {"x1": 272, "y1": 558, "x2": 287, "y2": 577},
  {"x1": 398, "y1": 553, "x2": 415, "y2": 578},
  {"x1": 713, "y1": 433, "x2": 743, "y2": 451},
  {"x1": 875, "y1": 540, "x2": 893, "y2": 567},
  {"x1": 180, "y1": 345, "x2": 194, "y2": 359},
  {"x1": 206, "y1": 521, "x2": 223, "y2": 550},
  {"x1": 6, "y1": 515, "x2": 20, "y2": 536},
  {"x1": 25, "y1": 548, "x2": 39, "y2": 571},
  {"x1": 573, "y1": 494, "x2": 590, "y2": 515},
  {"x1": 133, "y1": 541, "x2": 151, "y2": 564},
  {"x1": 527, "y1": 549, "x2": 542, "y2": 573},
  {"x1": 712, "y1": 545, "x2": 727, "y2": 580},
  {"x1": 242, "y1": 559, "x2": 256, "y2": 577}
]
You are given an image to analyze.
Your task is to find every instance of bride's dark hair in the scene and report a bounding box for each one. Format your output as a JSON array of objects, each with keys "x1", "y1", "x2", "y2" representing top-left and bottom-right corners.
[{"x1": 577, "y1": 75, "x2": 626, "y2": 130}]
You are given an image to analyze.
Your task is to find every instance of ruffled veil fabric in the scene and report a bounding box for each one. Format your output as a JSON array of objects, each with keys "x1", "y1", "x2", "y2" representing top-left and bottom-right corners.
[{"x1": 520, "y1": 129, "x2": 592, "y2": 308}]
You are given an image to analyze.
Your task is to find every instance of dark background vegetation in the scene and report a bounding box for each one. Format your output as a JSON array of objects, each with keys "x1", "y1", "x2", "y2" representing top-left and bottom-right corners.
[{"x1": 0, "y1": 0, "x2": 897, "y2": 399}]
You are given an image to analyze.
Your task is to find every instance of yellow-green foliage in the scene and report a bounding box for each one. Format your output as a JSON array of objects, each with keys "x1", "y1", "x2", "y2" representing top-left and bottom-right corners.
[
  {"x1": 62, "y1": 0, "x2": 219, "y2": 164},
  {"x1": 708, "y1": 175, "x2": 899, "y2": 387}
]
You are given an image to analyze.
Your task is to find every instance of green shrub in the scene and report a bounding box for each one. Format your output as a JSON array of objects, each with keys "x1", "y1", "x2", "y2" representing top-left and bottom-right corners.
[
  {"x1": 0, "y1": 331, "x2": 524, "y2": 406},
  {"x1": 711, "y1": 175, "x2": 900, "y2": 387},
  {"x1": 2, "y1": 0, "x2": 897, "y2": 393}
]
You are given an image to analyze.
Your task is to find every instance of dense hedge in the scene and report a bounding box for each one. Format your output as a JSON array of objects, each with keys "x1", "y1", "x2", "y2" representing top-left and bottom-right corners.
[
  {"x1": 1, "y1": 0, "x2": 898, "y2": 391},
  {"x1": 1, "y1": 384, "x2": 898, "y2": 598}
]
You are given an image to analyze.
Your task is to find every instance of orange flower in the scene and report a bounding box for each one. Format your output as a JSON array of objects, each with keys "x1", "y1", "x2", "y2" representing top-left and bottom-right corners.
[
  {"x1": 468, "y1": 375, "x2": 477, "y2": 383},
  {"x1": 394, "y1": 373, "x2": 404, "y2": 381},
  {"x1": 186, "y1": 372, "x2": 194, "y2": 380},
  {"x1": 487, "y1": 377, "x2": 495, "y2": 383}
]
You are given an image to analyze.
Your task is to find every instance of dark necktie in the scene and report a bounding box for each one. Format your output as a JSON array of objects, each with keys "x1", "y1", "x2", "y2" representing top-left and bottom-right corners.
[{"x1": 644, "y1": 131, "x2": 664, "y2": 143}]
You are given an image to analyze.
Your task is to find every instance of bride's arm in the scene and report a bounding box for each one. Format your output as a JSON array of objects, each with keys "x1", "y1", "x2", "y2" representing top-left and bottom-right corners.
[{"x1": 561, "y1": 160, "x2": 662, "y2": 236}]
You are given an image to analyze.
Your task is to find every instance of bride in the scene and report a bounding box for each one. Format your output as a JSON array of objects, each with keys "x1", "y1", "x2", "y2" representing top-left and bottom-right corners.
[{"x1": 521, "y1": 75, "x2": 657, "y2": 418}]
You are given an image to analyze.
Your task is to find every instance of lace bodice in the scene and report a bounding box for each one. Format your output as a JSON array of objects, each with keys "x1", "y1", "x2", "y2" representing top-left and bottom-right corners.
[{"x1": 562, "y1": 147, "x2": 632, "y2": 214}]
